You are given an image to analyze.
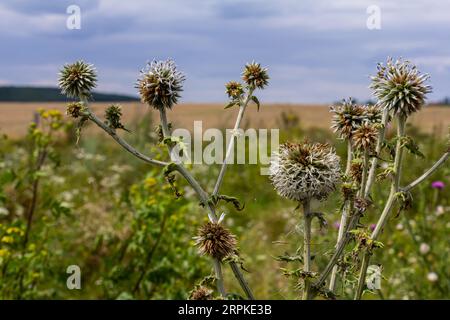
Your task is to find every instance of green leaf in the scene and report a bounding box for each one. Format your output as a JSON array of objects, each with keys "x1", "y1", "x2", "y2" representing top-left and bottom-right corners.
[
  {"x1": 224, "y1": 101, "x2": 237, "y2": 109},
  {"x1": 251, "y1": 96, "x2": 260, "y2": 111}
]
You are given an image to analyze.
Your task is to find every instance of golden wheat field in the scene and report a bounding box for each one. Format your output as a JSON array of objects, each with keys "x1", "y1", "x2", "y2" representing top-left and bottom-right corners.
[{"x1": 1, "y1": 102, "x2": 449, "y2": 138}]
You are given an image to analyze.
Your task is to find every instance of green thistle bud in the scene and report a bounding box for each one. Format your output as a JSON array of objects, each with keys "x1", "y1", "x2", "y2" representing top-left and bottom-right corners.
[
  {"x1": 225, "y1": 81, "x2": 244, "y2": 99},
  {"x1": 370, "y1": 57, "x2": 432, "y2": 117},
  {"x1": 66, "y1": 102, "x2": 86, "y2": 119},
  {"x1": 242, "y1": 61, "x2": 269, "y2": 89},
  {"x1": 59, "y1": 61, "x2": 97, "y2": 99},
  {"x1": 194, "y1": 222, "x2": 237, "y2": 261},
  {"x1": 136, "y1": 59, "x2": 185, "y2": 110},
  {"x1": 105, "y1": 104, "x2": 128, "y2": 131}
]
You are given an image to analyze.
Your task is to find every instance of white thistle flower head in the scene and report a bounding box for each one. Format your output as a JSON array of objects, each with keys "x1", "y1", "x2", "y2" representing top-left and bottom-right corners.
[
  {"x1": 370, "y1": 57, "x2": 432, "y2": 117},
  {"x1": 59, "y1": 61, "x2": 97, "y2": 99},
  {"x1": 270, "y1": 141, "x2": 341, "y2": 202},
  {"x1": 362, "y1": 104, "x2": 383, "y2": 125},
  {"x1": 330, "y1": 98, "x2": 365, "y2": 139},
  {"x1": 136, "y1": 59, "x2": 186, "y2": 110}
]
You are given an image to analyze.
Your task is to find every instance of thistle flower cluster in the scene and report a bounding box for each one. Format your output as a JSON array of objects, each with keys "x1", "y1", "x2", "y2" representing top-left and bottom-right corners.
[
  {"x1": 136, "y1": 59, "x2": 185, "y2": 110},
  {"x1": 269, "y1": 142, "x2": 341, "y2": 202},
  {"x1": 242, "y1": 61, "x2": 269, "y2": 89},
  {"x1": 59, "y1": 61, "x2": 97, "y2": 99},
  {"x1": 105, "y1": 104, "x2": 127, "y2": 131},
  {"x1": 194, "y1": 222, "x2": 237, "y2": 261},
  {"x1": 330, "y1": 98, "x2": 365, "y2": 139},
  {"x1": 370, "y1": 58, "x2": 432, "y2": 117}
]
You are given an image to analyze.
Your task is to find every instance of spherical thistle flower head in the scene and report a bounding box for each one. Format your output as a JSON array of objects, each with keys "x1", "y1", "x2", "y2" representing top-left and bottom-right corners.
[
  {"x1": 66, "y1": 102, "x2": 85, "y2": 119},
  {"x1": 330, "y1": 98, "x2": 365, "y2": 139},
  {"x1": 59, "y1": 61, "x2": 97, "y2": 99},
  {"x1": 189, "y1": 286, "x2": 213, "y2": 300},
  {"x1": 362, "y1": 104, "x2": 383, "y2": 125},
  {"x1": 242, "y1": 61, "x2": 269, "y2": 89},
  {"x1": 136, "y1": 59, "x2": 185, "y2": 110},
  {"x1": 269, "y1": 141, "x2": 341, "y2": 202},
  {"x1": 194, "y1": 222, "x2": 237, "y2": 261},
  {"x1": 225, "y1": 81, "x2": 244, "y2": 99},
  {"x1": 353, "y1": 123, "x2": 379, "y2": 151},
  {"x1": 370, "y1": 57, "x2": 432, "y2": 117}
]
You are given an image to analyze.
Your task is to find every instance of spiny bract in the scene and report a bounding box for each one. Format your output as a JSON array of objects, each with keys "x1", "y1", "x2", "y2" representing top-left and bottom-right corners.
[
  {"x1": 59, "y1": 61, "x2": 97, "y2": 99},
  {"x1": 270, "y1": 141, "x2": 341, "y2": 202},
  {"x1": 136, "y1": 59, "x2": 185, "y2": 110},
  {"x1": 353, "y1": 123, "x2": 379, "y2": 151},
  {"x1": 370, "y1": 57, "x2": 432, "y2": 117}
]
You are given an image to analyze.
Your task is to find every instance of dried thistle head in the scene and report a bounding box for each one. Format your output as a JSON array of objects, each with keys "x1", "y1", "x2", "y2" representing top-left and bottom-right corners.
[
  {"x1": 330, "y1": 98, "x2": 365, "y2": 139},
  {"x1": 59, "y1": 61, "x2": 97, "y2": 99},
  {"x1": 349, "y1": 159, "x2": 363, "y2": 183},
  {"x1": 270, "y1": 141, "x2": 341, "y2": 201},
  {"x1": 194, "y1": 222, "x2": 237, "y2": 261},
  {"x1": 189, "y1": 286, "x2": 213, "y2": 300},
  {"x1": 370, "y1": 57, "x2": 432, "y2": 117},
  {"x1": 66, "y1": 102, "x2": 86, "y2": 118},
  {"x1": 136, "y1": 59, "x2": 185, "y2": 110},
  {"x1": 225, "y1": 81, "x2": 244, "y2": 99},
  {"x1": 242, "y1": 61, "x2": 269, "y2": 89},
  {"x1": 353, "y1": 124, "x2": 379, "y2": 151}
]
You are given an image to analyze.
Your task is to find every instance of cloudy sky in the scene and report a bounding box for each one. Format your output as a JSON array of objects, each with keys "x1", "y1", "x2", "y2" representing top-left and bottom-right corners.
[{"x1": 0, "y1": 0, "x2": 449, "y2": 103}]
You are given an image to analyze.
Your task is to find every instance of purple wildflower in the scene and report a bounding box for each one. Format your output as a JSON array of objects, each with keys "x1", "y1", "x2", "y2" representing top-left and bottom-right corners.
[{"x1": 431, "y1": 181, "x2": 445, "y2": 190}]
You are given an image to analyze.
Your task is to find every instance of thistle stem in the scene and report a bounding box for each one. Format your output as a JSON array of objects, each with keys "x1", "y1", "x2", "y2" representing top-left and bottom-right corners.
[
  {"x1": 212, "y1": 87, "x2": 255, "y2": 197},
  {"x1": 302, "y1": 199, "x2": 312, "y2": 300},
  {"x1": 329, "y1": 139, "x2": 353, "y2": 291},
  {"x1": 354, "y1": 114, "x2": 406, "y2": 300},
  {"x1": 365, "y1": 108, "x2": 389, "y2": 198},
  {"x1": 402, "y1": 151, "x2": 449, "y2": 192}
]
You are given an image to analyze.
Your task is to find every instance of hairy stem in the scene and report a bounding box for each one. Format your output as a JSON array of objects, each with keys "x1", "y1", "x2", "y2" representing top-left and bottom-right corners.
[
  {"x1": 402, "y1": 151, "x2": 449, "y2": 192},
  {"x1": 212, "y1": 87, "x2": 255, "y2": 197},
  {"x1": 329, "y1": 139, "x2": 353, "y2": 291},
  {"x1": 365, "y1": 108, "x2": 389, "y2": 198},
  {"x1": 355, "y1": 114, "x2": 406, "y2": 300},
  {"x1": 302, "y1": 199, "x2": 312, "y2": 300}
]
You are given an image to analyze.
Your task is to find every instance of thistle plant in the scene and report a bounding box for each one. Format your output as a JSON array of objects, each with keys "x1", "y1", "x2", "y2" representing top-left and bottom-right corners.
[
  {"x1": 59, "y1": 59, "x2": 268, "y2": 300},
  {"x1": 270, "y1": 141, "x2": 340, "y2": 299},
  {"x1": 271, "y1": 57, "x2": 448, "y2": 300}
]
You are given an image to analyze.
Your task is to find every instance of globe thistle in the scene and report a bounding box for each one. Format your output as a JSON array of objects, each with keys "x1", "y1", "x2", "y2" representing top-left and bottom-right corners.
[
  {"x1": 330, "y1": 98, "x2": 365, "y2": 139},
  {"x1": 362, "y1": 104, "x2": 383, "y2": 125},
  {"x1": 194, "y1": 222, "x2": 237, "y2": 261},
  {"x1": 105, "y1": 104, "x2": 128, "y2": 131},
  {"x1": 189, "y1": 286, "x2": 213, "y2": 300},
  {"x1": 59, "y1": 61, "x2": 97, "y2": 99},
  {"x1": 242, "y1": 61, "x2": 269, "y2": 89},
  {"x1": 370, "y1": 58, "x2": 432, "y2": 117},
  {"x1": 269, "y1": 141, "x2": 341, "y2": 202},
  {"x1": 225, "y1": 81, "x2": 244, "y2": 99},
  {"x1": 136, "y1": 59, "x2": 185, "y2": 110},
  {"x1": 66, "y1": 102, "x2": 86, "y2": 119},
  {"x1": 353, "y1": 124, "x2": 378, "y2": 151},
  {"x1": 349, "y1": 159, "x2": 363, "y2": 183}
]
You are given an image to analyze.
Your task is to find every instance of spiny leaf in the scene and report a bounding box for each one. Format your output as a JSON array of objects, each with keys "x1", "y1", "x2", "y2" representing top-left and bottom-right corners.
[{"x1": 251, "y1": 95, "x2": 260, "y2": 111}]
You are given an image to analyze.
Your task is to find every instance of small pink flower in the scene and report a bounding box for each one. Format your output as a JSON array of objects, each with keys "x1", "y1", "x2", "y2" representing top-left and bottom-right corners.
[
  {"x1": 431, "y1": 181, "x2": 445, "y2": 189},
  {"x1": 333, "y1": 221, "x2": 340, "y2": 229},
  {"x1": 369, "y1": 224, "x2": 376, "y2": 231}
]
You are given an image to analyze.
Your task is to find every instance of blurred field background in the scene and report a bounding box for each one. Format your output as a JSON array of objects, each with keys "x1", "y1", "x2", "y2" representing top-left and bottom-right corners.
[
  {"x1": 0, "y1": 103, "x2": 449, "y2": 299},
  {"x1": 1, "y1": 103, "x2": 449, "y2": 138}
]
